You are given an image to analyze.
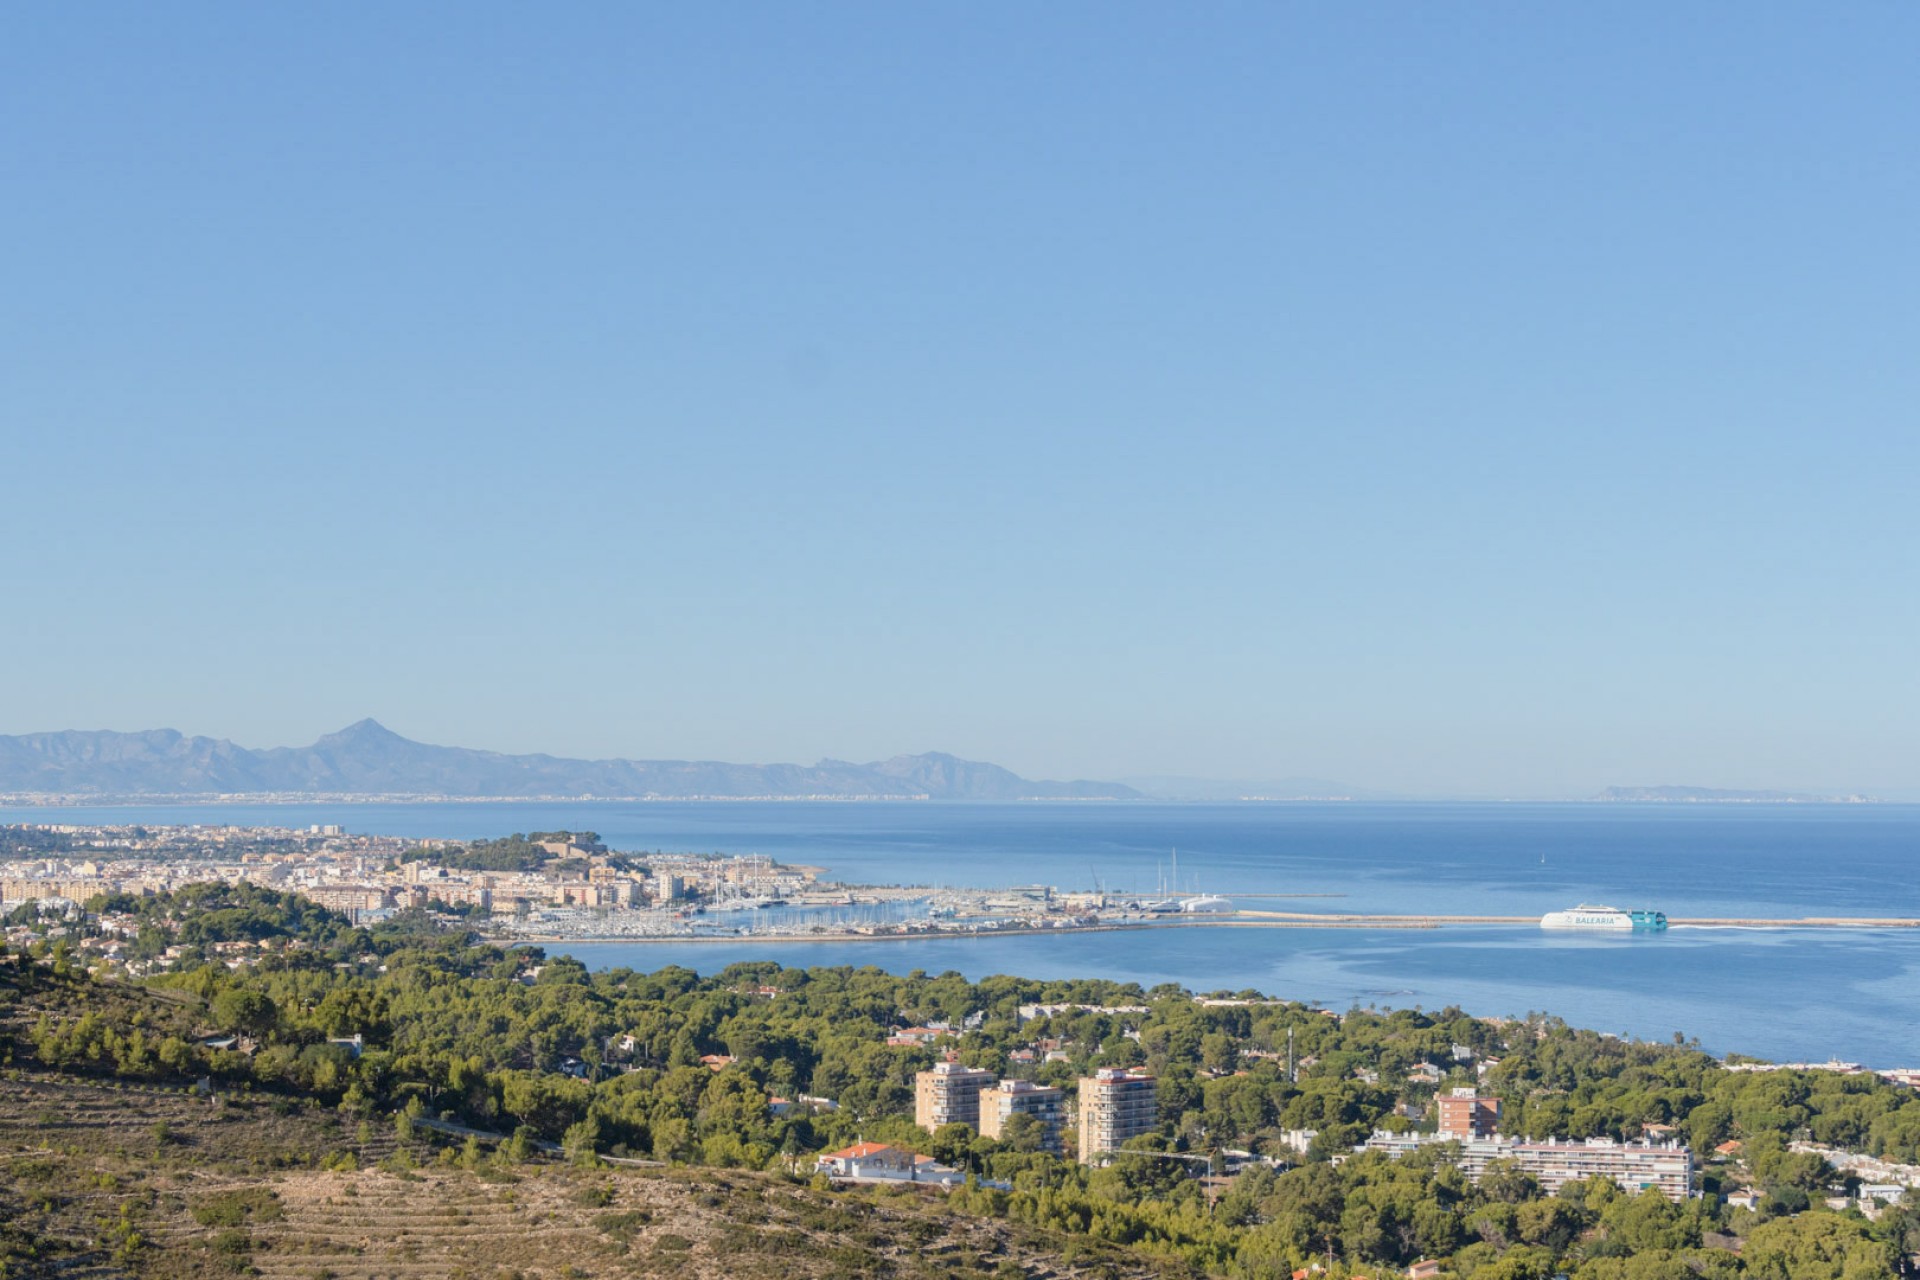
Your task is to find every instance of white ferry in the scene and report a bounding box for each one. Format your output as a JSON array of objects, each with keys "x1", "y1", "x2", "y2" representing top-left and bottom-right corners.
[
  {"x1": 1179, "y1": 894, "x2": 1234, "y2": 913},
  {"x1": 1540, "y1": 904, "x2": 1668, "y2": 931}
]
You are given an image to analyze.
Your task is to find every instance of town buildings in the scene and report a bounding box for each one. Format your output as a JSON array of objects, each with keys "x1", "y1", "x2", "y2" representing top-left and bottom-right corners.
[
  {"x1": 0, "y1": 823, "x2": 828, "y2": 938},
  {"x1": 1077, "y1": 1067, "x2": 1157, "y2": 1163},
  {"x1": 2, "y1": 821, "x2": 1178, "y2": 947}
]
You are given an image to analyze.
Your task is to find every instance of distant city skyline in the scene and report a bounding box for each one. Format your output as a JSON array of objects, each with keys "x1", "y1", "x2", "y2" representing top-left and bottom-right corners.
[{"x1": 4, "y1": 8, "x2": 1915, "y2": 797}]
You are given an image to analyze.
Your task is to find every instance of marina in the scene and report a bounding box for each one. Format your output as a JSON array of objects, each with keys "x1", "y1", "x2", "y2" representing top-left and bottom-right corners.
[{"x1": 9, "y1": 798, "x2": 1920, "y2": 1065}]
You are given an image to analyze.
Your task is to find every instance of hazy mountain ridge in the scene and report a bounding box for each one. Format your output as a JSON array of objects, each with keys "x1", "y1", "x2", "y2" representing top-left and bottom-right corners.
[{"x1": 0, "y1": 720, "x2": 1140, "y2": 801}]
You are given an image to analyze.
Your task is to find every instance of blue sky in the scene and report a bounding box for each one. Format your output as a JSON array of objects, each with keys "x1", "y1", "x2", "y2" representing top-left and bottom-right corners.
[{"x1": 4, "y1": 7, "x2": 1916, "y2": 796}]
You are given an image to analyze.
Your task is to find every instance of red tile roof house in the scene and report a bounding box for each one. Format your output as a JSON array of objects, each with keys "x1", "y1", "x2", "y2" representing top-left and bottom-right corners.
[
  {"x1": 817, "y1": 1141, "x2": 911, "y2": 1177},
  {"x1": 814, "y1": 1143, "x2": 964, "y2": 1186}
]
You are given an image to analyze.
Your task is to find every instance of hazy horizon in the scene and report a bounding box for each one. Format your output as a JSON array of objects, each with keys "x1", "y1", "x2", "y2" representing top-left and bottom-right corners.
[{"x1": 5, "y1": 8, "x2": 1915, "y2": 797}]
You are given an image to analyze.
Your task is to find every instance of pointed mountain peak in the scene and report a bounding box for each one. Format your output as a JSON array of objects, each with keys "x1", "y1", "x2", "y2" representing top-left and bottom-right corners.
[
  {"x1": 316, "y1": 718, "x2": 408, "y2": 746},
  {"x1": 0, "y1": 726, "x2": 1140, "y2": 799}
]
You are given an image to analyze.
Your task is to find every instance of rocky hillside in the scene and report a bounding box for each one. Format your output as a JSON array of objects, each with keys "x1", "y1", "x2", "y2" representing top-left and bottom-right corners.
[{"x1": 0, "y1": 1072, "x2": 1188, "y2": 1280}]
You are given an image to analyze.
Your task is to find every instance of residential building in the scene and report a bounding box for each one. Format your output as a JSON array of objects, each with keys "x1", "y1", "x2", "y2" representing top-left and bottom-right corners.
[
  {"x1": 1077, "y1": 1068, "x2": 1157, "y2": 1163},
  {"x1": 915, "y1": 1060, "x2": 997, "y2": 1132},
  {"x1": 815, "y1": 1142, "x2": 965, "y2": 1185},
  {"x1": 817, "y1": 1141, "x2": 915, "y2": 1178},
  {"x1": 1015, "y1": 1002, "x2": 1148, "y2": 1024},
  {"x1": 1364, "y1": 1131, "x2": 1694, "y2": 1201},
  {"x1": 1436, "y1": 1088, "x2": 1501, "y2": 1139},
  {"x1": 1859, "y1": 1184, "x2": 1906, "y2": 1216},
  {"x1": 1, "y1": 878, "x2": 113, "y2": 904},
  {"x1": 300, "y1": 885, "x2": 392, "y2": 916},
  {"x1": 978, "y1": 1079, "x2": 1065, "y2": 1152}
]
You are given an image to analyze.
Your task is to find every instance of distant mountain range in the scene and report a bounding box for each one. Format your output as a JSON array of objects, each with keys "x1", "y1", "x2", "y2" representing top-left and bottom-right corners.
[
  {"x1": 0, "y1": 720, "x2": 1141, "y2": 802},
  {"x1": 4, "y1": 724, "x2": 1887, "y2": 804}
]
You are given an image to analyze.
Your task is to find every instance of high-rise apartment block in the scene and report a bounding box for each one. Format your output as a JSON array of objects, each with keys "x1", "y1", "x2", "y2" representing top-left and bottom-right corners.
[
  {"x1": 1437, "y1": 1088, "x2": 1501, "y2": 1139},
  {"x1": 914, "y1": 1061, "x2": 997, "y2": 1132},
  {"x1": 978, "y1": 1080, "x2": 1066, "y2": 1153},
  {"x1": 1077, "y1": 1068, "x2": 1157, "y2": 1163}
]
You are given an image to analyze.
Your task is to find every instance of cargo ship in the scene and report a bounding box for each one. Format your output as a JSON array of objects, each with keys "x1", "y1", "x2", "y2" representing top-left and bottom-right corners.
[{"x1": 1540, "y1": 904, "x2": 1668, "y2": 931}]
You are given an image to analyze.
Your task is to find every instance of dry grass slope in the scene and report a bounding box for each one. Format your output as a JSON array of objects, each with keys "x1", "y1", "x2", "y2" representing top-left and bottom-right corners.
[{"x1": 0, "y1": 1069, "x2": 1194, "y2": 1280}]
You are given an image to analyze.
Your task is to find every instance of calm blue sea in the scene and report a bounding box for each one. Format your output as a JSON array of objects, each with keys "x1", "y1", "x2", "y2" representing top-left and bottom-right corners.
[{"x1": 7, "y1": 801, "x2": 1917, "y2": 1068}]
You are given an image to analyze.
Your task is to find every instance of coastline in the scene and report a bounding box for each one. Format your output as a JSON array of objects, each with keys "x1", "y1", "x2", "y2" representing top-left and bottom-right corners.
[{"x1": 503, "y1": 913, "x2": 1920, "y2": 946}]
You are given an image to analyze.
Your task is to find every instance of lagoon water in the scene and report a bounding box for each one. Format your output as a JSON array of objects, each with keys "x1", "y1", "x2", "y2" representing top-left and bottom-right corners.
[{"x1": 8, "y1": 800, "x2": 1918, "y2": 1067}]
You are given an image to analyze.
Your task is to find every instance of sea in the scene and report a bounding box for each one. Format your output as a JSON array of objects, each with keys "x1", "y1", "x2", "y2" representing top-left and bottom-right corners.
[{"x1": 6, "y1": 800, "x2": 1916, "y2": 1069}]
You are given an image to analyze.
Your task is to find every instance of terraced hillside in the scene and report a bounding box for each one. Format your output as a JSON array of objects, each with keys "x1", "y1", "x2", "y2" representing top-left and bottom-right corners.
[
  {"x1": 0, "y1": 1067, "x2": 396, "y2": 1279},
  {"x1": 0, "y1": 942, "x2": 1195, "y2": 1279},
  {"x1": 248, "y1": 1166, "x2": 1183, "y2": 1280},
  {"x1": 0, "y1": 1068, "x2": 1193, "y2": 1280}
]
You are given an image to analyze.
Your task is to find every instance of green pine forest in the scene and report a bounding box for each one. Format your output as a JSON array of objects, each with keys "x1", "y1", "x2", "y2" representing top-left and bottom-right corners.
[{"x1": 5, "y1": 881, "x2": 1919, "y2": 1279}]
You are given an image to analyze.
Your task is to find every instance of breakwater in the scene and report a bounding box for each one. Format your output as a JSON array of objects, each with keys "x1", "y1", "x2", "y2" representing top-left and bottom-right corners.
[
  {"x1": 513, "y1": 910, "x2": 1920, "y2": 946},
  {"x1": 1235, "y1": 910, "x2": 1920, "y2": 928}
]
